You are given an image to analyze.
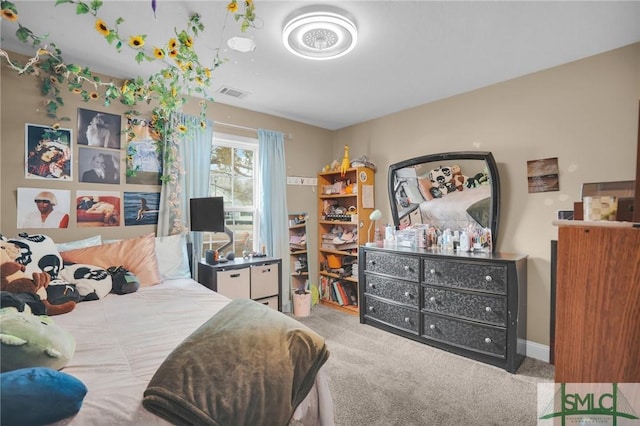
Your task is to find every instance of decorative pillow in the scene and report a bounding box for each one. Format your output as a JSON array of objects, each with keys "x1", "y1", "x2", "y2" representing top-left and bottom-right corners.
[
  {"x1": 59, "y1": 264, "x2": 112, "y2": 300},
  {"x1": 7, "y1": 233, "x2": 63, "y2": 279},
  {"x1": 1, "y1": 367, "x2": 87, "y2": 425},
  {"x1": 56, "y1": 235, "x2": 102, "y2": 252},
  {"x1": 155, "y1": 234, "x2": 191, "y2": 280},
  {"x1": 60, "y1": 233, "x2": 161, "y2": 286}
]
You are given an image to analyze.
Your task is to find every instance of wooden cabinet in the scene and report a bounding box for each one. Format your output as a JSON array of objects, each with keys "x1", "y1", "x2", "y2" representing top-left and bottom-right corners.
[
  {"x1": 359, "y1": 245, "x2": 528, "y2": 373},
  {"x1": 317, "y1": 166, "x2": 375, "y2": 314},
  {"x1": 554, "y1": 223, "x2": 640, "y2": 382},
  {"x1": 197, "y1": 257, "x2": 282, "y2": 311},
  {"x1": 288, "y1": 213, "x2": 309, "y2": 294}
]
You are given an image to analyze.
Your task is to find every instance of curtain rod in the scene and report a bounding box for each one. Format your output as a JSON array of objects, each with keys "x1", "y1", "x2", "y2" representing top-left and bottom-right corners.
[{"x1": 213, "y1": 121, "x2": 293, "y2": 140}]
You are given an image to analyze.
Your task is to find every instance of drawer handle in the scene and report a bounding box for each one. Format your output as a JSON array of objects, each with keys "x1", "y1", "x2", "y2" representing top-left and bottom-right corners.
[
  {"x1": 485, "y1": 306, "x2": 493, "y2": 313},
  {"x1": 429, "y1": 296, "x2": 436, "y2": 303},
  {"x1": 429, "y1": 269, "x2": 436, "y2": 275},
  {"x1": 369, "y1": 283, "x2": 375, "y2": 288},
  {"x1": 368, "y1": 306, "x2": 374, "y2": 312},
  {"x1": 404, "y1": 291, "x2": 411, "y2": 297},
  {"x1": 429, "y1": 324, "x2": 436, "y2": 330},
  {"x1": 368, "y1": 260, "x2": 376, "y2": 265},
  {"x1": 404, "y1": 317, "x2": 410, "y2": 323},
  {"x1": 485, "y1": 275, "x2": 493, "y2": 282},
  {"x1": 404, "y1": 265, "x2": 410, "y2": 272},
  {"x1": 230, "y1": 273, "x2": 241, "y2": 278},
  {"x1": 484, "y1": 337, "x2": 492, "y2": 344}
]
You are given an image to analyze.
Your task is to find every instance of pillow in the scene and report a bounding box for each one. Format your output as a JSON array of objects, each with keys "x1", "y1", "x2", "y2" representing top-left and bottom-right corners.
[
  {"x1": 155, "y1": 234, "x2": 191, "y2": 280},
  {"x1": 7, "y1": 233, "x2": 63, "y2": 279},
  {"x1": 60, "y1": 233, "x2": 161, "y2": 286},
  {"x1": 1, "y1": 367, "x2": 87, "y2": 425},
  {"x1": 59, "y1": 264, "x2": 112, "y2": 300},
  {"x1": 56, "y1": 235, "x2": 102, "y2": 252}
]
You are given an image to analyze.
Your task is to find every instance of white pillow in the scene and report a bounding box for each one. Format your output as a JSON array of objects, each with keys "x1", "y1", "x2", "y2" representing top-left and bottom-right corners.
[
  {"x1": 155, "y1": 234, "x2": 191, "y2": 280},
  {"x1": 56, "y1": 235, "x2": 103, "y2": 252}
]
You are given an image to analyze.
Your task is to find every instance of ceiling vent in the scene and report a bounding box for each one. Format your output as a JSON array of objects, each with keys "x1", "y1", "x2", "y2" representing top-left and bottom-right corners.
[{"x1": 216, "y1": 86, "x2": 249, "y2": 99}]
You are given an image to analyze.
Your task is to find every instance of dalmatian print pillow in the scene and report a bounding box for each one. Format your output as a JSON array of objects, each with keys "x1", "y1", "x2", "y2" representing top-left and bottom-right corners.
[
  {"x1": 7, "y1": 233, "x2": 64, "y2": 280},
  {"x1": 59, "y1": 264, "x2": 113, "y2": 300}
]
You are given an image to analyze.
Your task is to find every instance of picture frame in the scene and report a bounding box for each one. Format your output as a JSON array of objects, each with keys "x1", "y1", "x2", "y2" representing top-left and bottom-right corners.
[
  {"x1": 77, "y1": 108, "x2": 122, "y2": 149},
  {"x1": 125, "y1": 117, "x2": 163, "y2": 185},
  {"x1": 17, "y1": 187, "x2": 71, "y2": 229},
  {"x1": 76, "y1": 190, "x2": 121, "y2": 227},
  {"x1": 124, "y1": 191, "x2": 160, "y2": 226},
  {"x1": 25, "y1": 123, "x2": 73, "y2": 180}
]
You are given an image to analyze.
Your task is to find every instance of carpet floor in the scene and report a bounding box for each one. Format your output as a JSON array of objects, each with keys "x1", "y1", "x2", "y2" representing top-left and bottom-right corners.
[{"x1": 292, "y1": 304, "x2": 555, "y2": 426}]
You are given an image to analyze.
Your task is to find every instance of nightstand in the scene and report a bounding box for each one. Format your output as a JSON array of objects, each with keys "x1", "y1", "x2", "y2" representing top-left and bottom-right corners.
[{"x1": 197, "y1": 257, "x2": 282, "y2": 311}]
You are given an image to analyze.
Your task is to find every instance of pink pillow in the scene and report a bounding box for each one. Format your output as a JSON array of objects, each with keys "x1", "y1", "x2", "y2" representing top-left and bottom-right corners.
[{"x1": 60, "y1": 233, "x2": 161, "y2": 286}]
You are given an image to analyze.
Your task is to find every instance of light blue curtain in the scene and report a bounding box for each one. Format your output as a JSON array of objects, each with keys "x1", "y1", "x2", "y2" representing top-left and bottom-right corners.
[
  {"x1": 157, "y1": 113, "x2": 213, "y2": 276},
  {"x1": 257, "y1": 129, "x2": 290, "y2": 308}
]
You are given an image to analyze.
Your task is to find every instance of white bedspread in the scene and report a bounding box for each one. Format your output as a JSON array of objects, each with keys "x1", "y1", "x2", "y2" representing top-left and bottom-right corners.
[{"x1": 51, "y1": 279, "x2": 333, "y2": 425}]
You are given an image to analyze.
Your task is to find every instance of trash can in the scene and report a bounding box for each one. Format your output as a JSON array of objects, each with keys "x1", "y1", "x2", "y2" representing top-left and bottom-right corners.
[{"x1": 293, "y1": 291, "x2": 311, "y2": 317}]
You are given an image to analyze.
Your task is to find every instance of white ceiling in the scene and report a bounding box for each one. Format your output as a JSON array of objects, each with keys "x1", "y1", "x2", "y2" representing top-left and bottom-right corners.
[{"x1": 2, "y1": 1, "x2": 639, "y2": 130}]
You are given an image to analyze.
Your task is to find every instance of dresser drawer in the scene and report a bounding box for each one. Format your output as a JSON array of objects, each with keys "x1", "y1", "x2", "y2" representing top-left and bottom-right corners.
[
  {"x1": 423, "y1": 286, "x2": 506, "y2": 326},
  {"x1": 250, "y1": 263, "x2": 279, "y2": 300},
  {"x1": 423, "y1": 259, "x2": 507, "y2": 294},
  {"x1": 364, "y1": 296, "x2": 419, "y2": 335},
  {"x1": 363, "y1": 274, "x2": 419, "y2": 307},
  {"x1": 422, "y1": 313, "x2": 506, "y2": 358},
  {"x1": 364, "y1": 251, "x2": 419, "y2": 282}
]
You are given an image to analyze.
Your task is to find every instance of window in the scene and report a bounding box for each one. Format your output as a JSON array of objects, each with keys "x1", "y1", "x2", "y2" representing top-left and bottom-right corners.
[{"x1": 202, "y1": 133, "x2": 259, "y2": 258}]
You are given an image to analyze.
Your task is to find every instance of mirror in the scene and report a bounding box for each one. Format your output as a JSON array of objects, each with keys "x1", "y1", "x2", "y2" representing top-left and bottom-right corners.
[{"x1": 388, "y1": 151, "x2": 500, "y2": 252}]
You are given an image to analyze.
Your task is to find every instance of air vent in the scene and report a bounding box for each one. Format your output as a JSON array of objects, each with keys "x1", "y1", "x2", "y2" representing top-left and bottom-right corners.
[{"x1": 216, "y1": 86, "x2": 249, "y2": 99}]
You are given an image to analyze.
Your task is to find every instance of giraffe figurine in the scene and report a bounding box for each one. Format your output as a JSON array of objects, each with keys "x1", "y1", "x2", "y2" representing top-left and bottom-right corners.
[{"x1": 340, "y1": 145, "x2": 350, "y2": 177}]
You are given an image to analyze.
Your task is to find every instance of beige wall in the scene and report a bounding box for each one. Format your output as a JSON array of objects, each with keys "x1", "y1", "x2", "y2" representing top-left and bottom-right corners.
[
  {"x1": 2, "y1": 43, "x2": 639, "y2": 349},
  {"x1": 332, "y1": 42, "x2": 640, "y2": 348}
]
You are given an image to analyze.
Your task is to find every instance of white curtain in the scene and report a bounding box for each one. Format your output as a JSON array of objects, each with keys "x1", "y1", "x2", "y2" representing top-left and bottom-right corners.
[
  {"x1": 157, "y1": 113, "x2": 213, "y2": 275},
  {"x1": 257, "y1": 129, "x2": 291, "y2": 309}
]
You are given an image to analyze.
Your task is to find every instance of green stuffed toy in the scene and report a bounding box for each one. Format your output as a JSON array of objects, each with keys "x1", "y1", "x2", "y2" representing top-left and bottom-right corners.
[{"x1": 0, "y1": 306, "x2": 75, "y2": 372}]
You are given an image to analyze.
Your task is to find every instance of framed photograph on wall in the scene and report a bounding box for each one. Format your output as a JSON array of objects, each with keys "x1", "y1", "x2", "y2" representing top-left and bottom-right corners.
[
  {"x1": 125, "y1": 117, "x2": 163, "y2": 185},
  {"x1": 78, "y1": 146, "x2": 121, "y2": 184},
  {"x1": 25, "y1": 124, "x2": 73, "y2": 180},
  {"x1": 17, "y1": 187, "x2": 71, "y2": 229},
  {"x1": 124, "y1": 191, "x2": 160, "y2": 226},
  {"x1": 77, "y1": 108, "x2": 122, "y2": 149},
  {"x1": 76, "y1": 190, "x2": 121, "y2": 227}
]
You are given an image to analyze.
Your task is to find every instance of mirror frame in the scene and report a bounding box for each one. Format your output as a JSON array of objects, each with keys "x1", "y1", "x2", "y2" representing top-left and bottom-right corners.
[{"x1": 387, "y1": 151, "x2": 501, "y2": 252}]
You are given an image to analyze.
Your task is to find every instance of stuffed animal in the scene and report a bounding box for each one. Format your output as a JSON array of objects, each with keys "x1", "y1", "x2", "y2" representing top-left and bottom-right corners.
[
  {"x1": 466, "y1": 171, "x2": 489, "y2": 189},
  {"x1": 450, "y1": 165, "x2": 469, "y2": 192},
  {"x1": 0, "y1": 305, "x2": 75, "y2": 372},
  {"x1": 428, "y1": 165, "x2": 457, "y2": 198},
  {"x1": 0, "y1": 241, "x2": 75, "y2": 316}
]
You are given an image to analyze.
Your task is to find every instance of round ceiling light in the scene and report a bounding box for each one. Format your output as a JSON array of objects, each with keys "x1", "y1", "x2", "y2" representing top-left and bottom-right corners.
[{"x1": 282, "y1": 6, "x2": 357, "y2": 60}]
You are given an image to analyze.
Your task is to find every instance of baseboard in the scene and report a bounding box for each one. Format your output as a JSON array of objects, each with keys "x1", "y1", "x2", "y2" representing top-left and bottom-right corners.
[{"x1": 519, "y1": 338, "x2": 550, "y2": 363}]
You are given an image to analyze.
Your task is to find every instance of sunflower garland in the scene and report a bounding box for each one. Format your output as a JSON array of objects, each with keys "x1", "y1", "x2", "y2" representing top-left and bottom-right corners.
[{"x1": 0, "y1": 0, "x2": 258, "y2": 180}]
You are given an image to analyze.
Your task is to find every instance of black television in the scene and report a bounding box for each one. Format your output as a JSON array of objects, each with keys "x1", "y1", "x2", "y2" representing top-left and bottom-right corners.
[{"x1": 190, "y1": 197, "x2": 225, "y2": 232}]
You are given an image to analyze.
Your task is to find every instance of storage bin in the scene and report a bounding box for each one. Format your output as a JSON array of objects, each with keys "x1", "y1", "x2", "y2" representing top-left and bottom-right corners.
[{"x1": 293, "y1": 292, "x2": 311, "y2": 317}]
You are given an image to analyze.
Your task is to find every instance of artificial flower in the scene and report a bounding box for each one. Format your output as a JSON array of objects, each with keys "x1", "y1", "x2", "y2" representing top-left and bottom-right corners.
[
  {"x1": 128, "y1": 35, "x2": 144, "y2": 48},
  {"x1": 72, "y1": 88, "x2": 82, "y2": 94},
  {"x1": 168, "y1": 38, "x2": 177, "y2": 49},
  {"x1": 168, "y1": 49, "x2": 178, "y2": 58},
  {"x1": 183, "y1": 36, "x2": 193, "y2": 48},
  {"x1": 227, "y1": 1, "x2": 238, "y2": 13},
  {"x1": 176, "y1": 124, "x2": 187, "y2": 133},
  {"x1": 95, "y1": 19, "x2": 109, "y2": 36},
  {"x1": 153, "y1": 47, "x2": 164, "y2": 59},
  {"x1": 1, "y1": 8, "x2": 18, "y2": 21},
  {"x1": 89, "y1": 92, "x2": 99, "y2": 99}
]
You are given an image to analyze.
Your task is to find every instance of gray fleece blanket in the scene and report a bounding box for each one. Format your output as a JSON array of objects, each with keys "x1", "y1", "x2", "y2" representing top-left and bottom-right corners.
[{"x1": 142, "y1": 298, "x2": 330, "y2": 426}]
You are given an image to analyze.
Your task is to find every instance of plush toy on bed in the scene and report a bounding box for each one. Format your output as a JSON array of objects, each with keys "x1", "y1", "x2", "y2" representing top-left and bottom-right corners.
[
  {"x1": 428, "y1": 165, "x2": 458, "y2": 198},
  {"x1": 0, "y1": 240, "x2": 76, "y2": 316},
  {"x1": 0, "y1": 305, "x2": 75, "y2": 372},
  {"x1": 466, "y1": 170, "x2": 489, "y2": 189},
  {"x1": 450, "y1": 165, "x2": 470, "y2": 192}
]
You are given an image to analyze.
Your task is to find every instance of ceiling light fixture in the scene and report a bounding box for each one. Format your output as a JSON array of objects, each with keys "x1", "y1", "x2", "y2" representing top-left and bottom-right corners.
[{"x1": 282, "y1": 6, "x2": 357, "y2": 60}]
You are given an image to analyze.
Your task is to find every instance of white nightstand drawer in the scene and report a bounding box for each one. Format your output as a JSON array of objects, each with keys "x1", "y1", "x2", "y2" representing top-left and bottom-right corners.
[
  {"x1": 251, "y1": 264, "x2": 279, "y2": 299},
  {"x1": 255, "y1": 296, "x2": 278, "y2": 310},
  {"x1": 217, "y1": 268, "x2": 250, "y2": 299}
]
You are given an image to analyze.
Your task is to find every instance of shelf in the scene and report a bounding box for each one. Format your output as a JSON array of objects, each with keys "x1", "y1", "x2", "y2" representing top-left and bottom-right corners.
[
  {"x1": 290, "y1": 249, "x2": 307, "y2": 255},
  {"x1": 319, "y1": 248, "x2": 358, "y2": 256},
  {"x1": 319, "y1": 220, "x2": 358, "y2": 226},
  {"x1": 319, "y1": 299, "x2": 359, "y2": 316},
  {"x1": 319, "y1": 194, "x2": 358, "y2": 199},
  {"x1": 289, "y1": 223, "x2": 306, "y2": 230},
  {"x1": 291, "y1": 271, "x2": 309, "y2": 277},
  {"x1": 319, "y1": 271, "x2": 357, "y2": 283}
]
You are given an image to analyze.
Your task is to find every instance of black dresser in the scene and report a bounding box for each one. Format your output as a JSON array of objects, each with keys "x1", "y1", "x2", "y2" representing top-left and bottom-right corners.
[{"x1": 359, "y1": 245, "x2": 528, "y2": 373}]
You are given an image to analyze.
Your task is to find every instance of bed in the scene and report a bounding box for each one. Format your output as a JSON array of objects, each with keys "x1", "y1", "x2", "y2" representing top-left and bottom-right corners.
[
  {"x1": 1, "y1": 233, "x2": 334, "y2": 426},
  {"x1": 418, "y1": 184, "x2": 491, "y2": 231}
]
